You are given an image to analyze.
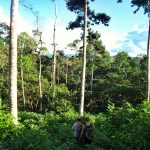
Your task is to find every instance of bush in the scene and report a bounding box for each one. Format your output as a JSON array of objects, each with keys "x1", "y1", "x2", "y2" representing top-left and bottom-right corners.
[
  {"x1": 1, "y1": 100, "x2": 150, "y2": 150},
  {"x1": 92, "y1": 101, "x2": 150, "y2": 150},
  {"x1": 0, "y1": 110, "x2": 16, "y2": 144}
]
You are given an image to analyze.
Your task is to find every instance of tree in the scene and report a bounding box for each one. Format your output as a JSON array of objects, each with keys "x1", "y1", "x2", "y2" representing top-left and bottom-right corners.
[
  {"x1": 79, "y1": 0, "x2": 87, "y2": 116},
  {"x1": 117, "y1": 0, "x2": 150, "y2": 100},
  {"x1": 67, "y1": 39, "x2": 81, "y2": 87},
  {"x1": 32, "y1": 12, "x2": 46, "y2": 111},
  {"x1": 86, "y1": 31, "x2": 106, "y2": 102},
  {"x1": 0, "y1": 23, "x2": 9, "y2": 109},
  {"x1": 51, "y1": 0, "x2": 57, "y2": 86},
  {"x1": 66, "y1": 0, "x2": 110, "y2": 30},
  {"x1": 56, "y1": 50, "x2": 65, "y2": 84},
  {"x1": 39, "y1": 41, "x2": 47, "y2": 112},
  {"x1": 33, "y1": 29, "x2": 47, "y2": 112},
  {"x1": 0, "y1": 22, "x2": 10, "y2": 43},
  {"x1": 67, "y1": 39, "x2": 81, "y2": 57},
  {"x1": 18, "y1": 35, "x2": 26, "y2": 107},
  {"x1": 18, "y1": 32, "x2": 36, "y2": 107},
  {"x1": 0, "y1": 23, "x2": 9, "y2": 74},
  {"x1": 65, "y1": 55, "x2": 68, "y2": 85},
  {"x1": 9, "y1": 0, "x2": 19, "y2": 124},
  {"x1": 66, "y1": 0, "x2": 110, "y2": 115},
  {"x1": 50, "y1": 0, "x2": 58, "y2": 100}
]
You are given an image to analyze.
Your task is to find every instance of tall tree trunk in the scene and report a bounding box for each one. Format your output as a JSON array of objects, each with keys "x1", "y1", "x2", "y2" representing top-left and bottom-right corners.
[
  {"x1": 147, "y1": 17, "x2": 150, "y2": 100},
  {"x1": 90, "y1": 65, "x2": 94, "y2": 96},
  {"x1": 20, "y1": 44, "x2": 26, "y2": 107},
  {"x1": 39, "y1": 53, "x2": 43, "y2": 111},
  {"x1": 52, "y1": 0, "x2": 57, "y2": 99},
  {"x1": 65, "y1": 57, "x2": 68, "y2": 85},
  {"x1": 57, "y1": 64, "x2": 60, "y2": 84},
  {"x1": 52, "y1": 0, "x2": 57, "y2": 87},
  {"x1": 80, "y1": 0, "x2": 87, "y2": 116},
  {"x1": 9, "y1": 0, "x2": 19, "y2": 125},
  {"x1": 90, "y1": 50, "x2": 94, "y2": 98},
  {"x1": 32, "y1": 28, "x2": 43, "y2": 111}
]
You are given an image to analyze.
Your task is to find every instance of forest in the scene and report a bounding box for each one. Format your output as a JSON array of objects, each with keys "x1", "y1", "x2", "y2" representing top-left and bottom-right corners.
[{"x1": 0, "y1": 0, "x2": 150, "y2": 149}]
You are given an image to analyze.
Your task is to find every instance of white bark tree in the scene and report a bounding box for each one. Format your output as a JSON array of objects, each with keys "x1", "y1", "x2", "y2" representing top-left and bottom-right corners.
[
  {"x1": 80, "y1": 0, "x2": 87, "y2": 116},
  {"x1": 51, "y1": 0, "x2": 57, "y2": 87},
  {"x1": 147, "y1": 17, "x2": 150, "y2": 100},
  {"x1": 20, "y1": 42, "x2": 26, "y2": 107},
  {"x1": 9, "y1": 0, "x2": 19, "y2": 124},
  {"x1": 38, "y1": 38, "x2": 46, "y2": 112}
]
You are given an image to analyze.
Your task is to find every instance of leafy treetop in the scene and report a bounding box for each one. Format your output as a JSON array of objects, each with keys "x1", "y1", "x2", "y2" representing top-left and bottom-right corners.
[
  {"x1": 65, "y1": 0, "x2": 111, "y2": 30},
  {"x1": 118, "y1": 0, "x2": 150, "y2": 15}
]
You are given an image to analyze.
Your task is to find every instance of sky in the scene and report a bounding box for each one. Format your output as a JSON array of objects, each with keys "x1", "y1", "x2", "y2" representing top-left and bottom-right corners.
[{"x1": 0, "y1": 0, "x2": 149, "y2": 57}]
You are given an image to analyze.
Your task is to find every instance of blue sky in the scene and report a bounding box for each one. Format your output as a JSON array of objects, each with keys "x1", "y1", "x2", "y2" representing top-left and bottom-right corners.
[{"x1": 0, "y1": 0, "x2": 148, "y2": 56}]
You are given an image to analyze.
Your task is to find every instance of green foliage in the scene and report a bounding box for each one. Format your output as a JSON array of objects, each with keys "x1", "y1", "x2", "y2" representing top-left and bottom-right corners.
[
  {"x1": 0, "y1": 22, "x2": 10, "y2": 42},
  {"x1": 18, "y1": 32, "x2": 36, "y2": 55},
  {"x1": 0, "y1": 111, "x2": 17, "y2": 145},
  {"x1": 49, "y1": 84, "x2": 74, "y2": 113},
  {"x1": 118, "y1": 0, "x2": 150, "y2": 15},
  {"x1": 92, "y1": 101, "x2": 150, "y2": 150},
  {"x1": 50, "y1": 98, "x2": 73, "y2": 113},
  {"x1": 19, "y1": 111, "x2": 42, "y2": 128},
  {"x1": 1, "y1": 101, "x2": 150, "y2": 149},
  {"x1": 0, "y1": 110, "x2": 80, "y2": 149},
  {"x1": 0, "y1": 27, "x2": 147, "y2": 113},
  {"x1": 9, "y1": 129, "x2": 53, "y2": 150},
  {"x1": 66, "y1": 0, "x2": 110, "y2": 30}
]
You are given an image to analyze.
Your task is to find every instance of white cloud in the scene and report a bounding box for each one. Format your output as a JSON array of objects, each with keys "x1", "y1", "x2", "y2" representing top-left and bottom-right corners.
[
  {"x1": 127, "y1": 41, "x2": 145, "y2": 57},
  {"x1": 139, "y1": 41, "x2": 147, "y2": 49},
  {"x1": 0, "y1": 6, "x2": 9, "y2": 24},
  {"x1": 0, "y1": 6, "x2": 148, "y2": 57},
  {"x1": 0, "y1": 6, "x2": 33, "y2": 35},
  {"x1": 17, "y1": 15, "x2": 33, "y2": 35},
  {"x1": 42, "y1": 19, "x2": 82, "y2": 54},
  {"x1": 95, "y1": 24, "x2": 148, "y2": 57},
  {"x1": 93, "y1": 26, "x2": 127, "y2": 54},
  {"x1": 132, "y1": 24, "x2": 147, "y2": 33},
  {"x1": 0, "y1": 7, "x2": 81, "y2": 55},
  {"x1": 101, "y1": 30, "x2": 126, "y2": 51}
]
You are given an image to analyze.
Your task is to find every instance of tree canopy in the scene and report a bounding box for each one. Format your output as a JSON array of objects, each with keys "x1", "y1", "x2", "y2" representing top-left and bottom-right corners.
[{"x1": 66, "y1": 0, "x2": 111, "y2": 30}]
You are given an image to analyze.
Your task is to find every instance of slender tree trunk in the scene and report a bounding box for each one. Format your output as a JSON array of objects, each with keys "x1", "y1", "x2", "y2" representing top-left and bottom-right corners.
[
  {"x1": 147, "y1": 17, "x2": 150, "y2": 100},
  {"x1": 90, "y1": 50, "x2": 94, "y2": 97},
  {"x1": 9, "y1": 0, "x2": 19, "y2": 125},
  {"x1": 52, "y1": 38, "x2": 56, "y2": 86},
  {"x1": 57, "y1": 64, "x2": 60, "y2": 84},
  {"x1": 39, "y1": 49, "x2": 43, "y2": 112},
  {"x1": 66, "y1": 57, "x2": 68, "y2": 85},
  {"x1": 20, "y1": 44, "x2": 26, "y2": 107},
  {"x1": 91, "y1": 66, "x2": 94, "y2": 96},
  {"x1": 32, "y1": 27, "x2": 43, "y2": 111},
  {"x1": 52, "y1": 0, "x2": 57, "y2": 99},
  {"x1": 52, "y1": 0, "x2": 57, "y2": 87},
  {"x1": 80, "y1": 0, "x2": 87, "y2": 116},
  {"x1": 75, "y1": 47, "x2": 78, "y2": 64},
  {"x1": 39, "y1": 52, "x2": 43, "y2": 112}
]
